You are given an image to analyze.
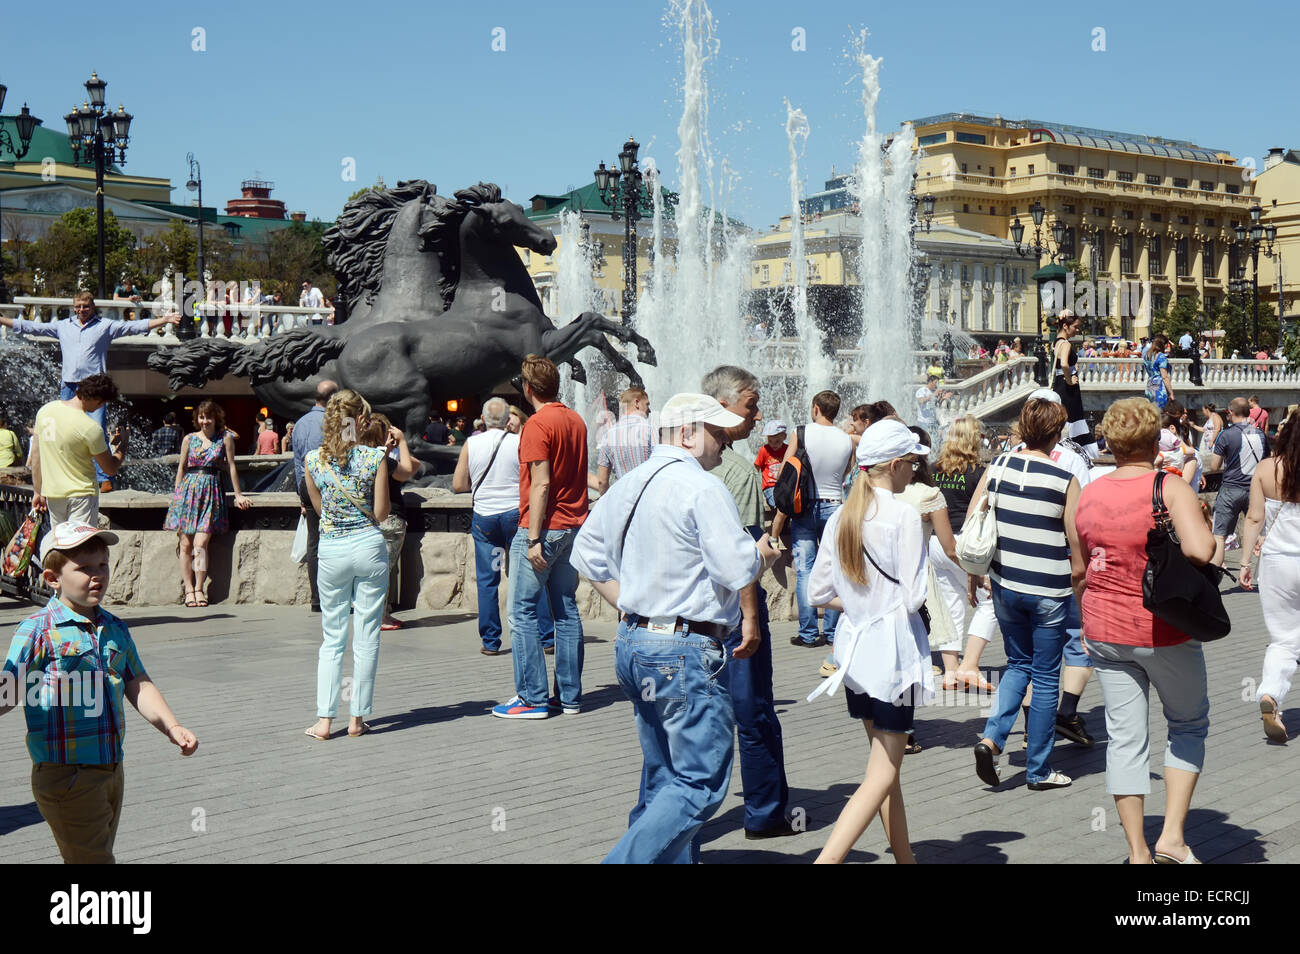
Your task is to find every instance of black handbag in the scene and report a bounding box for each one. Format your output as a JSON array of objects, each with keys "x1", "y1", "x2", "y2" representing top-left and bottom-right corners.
[{"x1": 1142, "y1": 471, "x2": 1232, "y2": 641}]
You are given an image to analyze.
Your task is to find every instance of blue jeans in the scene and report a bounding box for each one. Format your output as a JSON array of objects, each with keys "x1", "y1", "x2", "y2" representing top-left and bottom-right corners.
[
  {"x1": 61, "y1": 382, "x2": 110, "y2": 484},
  {"x1": 982, "y1": 582, "x2": 1070, "y2": 783},
  {"x1": 508, "y1": 527, "x2": 582, "y2": 707},
  {"x1": 724, "y1": 577, "x2": 789, "y2": 832},
  {"x1": 791, "y1": 500, "x2": 841, "y2": 643},
  {"x1": 316, "y1": 528, "x2": 388, "y2": 718},
  {"x1": 605, "y1": 619, "x2": 735, "y2": 864},
  {"x1": 472, "y1": 510, "x2": 553, "y2": 652}
]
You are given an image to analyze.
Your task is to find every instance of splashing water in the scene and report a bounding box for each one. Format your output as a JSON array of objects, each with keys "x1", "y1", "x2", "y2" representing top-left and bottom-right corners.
[
  {"x1": 846, "y1": 36, "x2": 920, "y2": 419},
  {"x1": 555, "y1": 210, "x2": 618, "y2": 448}
]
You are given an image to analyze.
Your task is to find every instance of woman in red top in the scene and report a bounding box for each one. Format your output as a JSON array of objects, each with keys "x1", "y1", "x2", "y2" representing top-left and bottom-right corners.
[{"x1": 1066, "y1": 397, "x2": 1216, "y2": 864}]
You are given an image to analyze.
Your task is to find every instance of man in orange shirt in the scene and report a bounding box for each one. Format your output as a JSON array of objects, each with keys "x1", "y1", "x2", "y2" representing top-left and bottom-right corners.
[{"x1": 493, "y1": 355, "x2": 591, "y2": 720}]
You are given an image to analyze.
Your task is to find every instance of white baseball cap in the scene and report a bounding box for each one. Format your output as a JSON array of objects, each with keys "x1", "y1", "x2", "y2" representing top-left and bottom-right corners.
[
  {"x1": 39, "y1": 522, "x2": 119, "y2": 566},
  {"x1": 1027, "y1": 388, "x2": 1062, "y2": 404},
  {"x1": 856, "y1": 419, "x2": 929, "y2": 467},
  {"x1": 762, "y1": 420, "x2": 788, "y2": 437},
  {"x1": 657, "y1": 393, "x2": 746, "y2": 430}
]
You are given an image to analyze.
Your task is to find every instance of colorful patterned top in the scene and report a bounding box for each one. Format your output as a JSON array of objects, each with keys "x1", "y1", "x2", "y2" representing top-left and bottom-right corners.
[
  {"x1": 1144, "y1": 350, "x2": 1171, "y2": 408},
  {"x1": 305, "y1": 444, "x2": 386, "y2": 537},
  {"x1": 3, "y1": 596, "x2": 148, "y2": 765}
]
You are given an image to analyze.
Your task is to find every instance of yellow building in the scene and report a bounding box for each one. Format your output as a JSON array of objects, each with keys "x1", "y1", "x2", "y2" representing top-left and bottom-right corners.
[
  {"x1": 910, "y1": 113, "x2": 1260, "y2": 339},
  {"x1": 1248, "y1": 148, "x2": 1300, "y2": 332}
]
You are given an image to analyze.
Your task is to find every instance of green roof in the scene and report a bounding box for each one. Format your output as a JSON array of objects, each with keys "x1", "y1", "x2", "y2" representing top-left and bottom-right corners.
[
  {"x1": 526, "y1": 180, "x2": 748, "y2": 230},
  {"x1": 139, "y1": 202, "x2": 330, "y2": 241},
  {"x1": 0, "y1": 115, "x2": 121, "y2": 172}
]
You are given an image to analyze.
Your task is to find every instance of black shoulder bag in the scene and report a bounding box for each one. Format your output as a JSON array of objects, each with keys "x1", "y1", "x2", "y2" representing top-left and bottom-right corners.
[{"x1": 1142, "y1": 470, "x2": 1232, "y2": 641}]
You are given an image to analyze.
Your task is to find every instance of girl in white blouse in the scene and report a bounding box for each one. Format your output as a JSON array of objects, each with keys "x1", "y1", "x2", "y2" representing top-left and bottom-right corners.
[{"x1": 808, "y1": 421, "x2": 931, "y2": 864}]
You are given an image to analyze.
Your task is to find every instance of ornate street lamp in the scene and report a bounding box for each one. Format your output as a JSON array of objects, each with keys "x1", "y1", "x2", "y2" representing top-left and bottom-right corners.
[
  {"x1": 1010, "y1": 200, "x2": 1067, "y2": 384},
  {"x1": 63, "y1": 72, "x2": 132, "y2": 298},
  {"x1": 183, "y1": 153, "x2": 204, "y2": 340},
  {"x1": 594, "y1": 137, "x2": 652, "y2": 325},
  {"x1": 1234, "y1": 204, "x2": 1278, "y2": 352},
  {"x1": 0, "y1": 83, "x2": 42, "y2": 302}
]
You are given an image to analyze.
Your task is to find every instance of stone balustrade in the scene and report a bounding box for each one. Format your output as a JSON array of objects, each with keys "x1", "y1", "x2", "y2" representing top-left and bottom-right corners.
[
  {"x1": 934, "y1": 356, "x2": 1040, "y2": 423},
  {"x1": 0, "y1": 296, "x2": 336, "y2": 343},
  {"x1": 1077, "y1": 357, "x2": 1300, "y2": 390}
]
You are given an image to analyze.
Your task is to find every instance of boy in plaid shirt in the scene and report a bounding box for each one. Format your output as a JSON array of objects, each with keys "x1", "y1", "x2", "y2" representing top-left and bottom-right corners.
[{"x1": 0, "y1": 523, "x2": 197, "y2": 863}]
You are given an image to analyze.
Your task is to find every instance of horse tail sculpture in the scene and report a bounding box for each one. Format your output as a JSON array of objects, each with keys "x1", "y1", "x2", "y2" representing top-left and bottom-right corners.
[{"x1": 147, "y1": 330, "x2": 346, "y2": 392}]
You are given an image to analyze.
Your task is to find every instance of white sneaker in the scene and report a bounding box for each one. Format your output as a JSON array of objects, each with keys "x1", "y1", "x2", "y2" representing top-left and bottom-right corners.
[
  {"x1": 1226, "y1": 533, "x2": 1240, "y2": 550},
  {"x1": 1027, "y1": 771, "x2": 1072, "y2": 790}
]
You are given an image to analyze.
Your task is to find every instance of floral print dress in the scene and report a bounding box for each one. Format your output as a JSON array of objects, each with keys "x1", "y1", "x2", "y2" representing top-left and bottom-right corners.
[{"x1": 164, "y1": 431, "x2": 230, "y2": 534}]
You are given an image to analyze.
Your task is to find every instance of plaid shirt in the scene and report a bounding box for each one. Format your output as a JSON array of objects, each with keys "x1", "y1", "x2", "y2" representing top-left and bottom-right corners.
[
  {"x1": 597, "y1": 413, "x2": 654, "y2": 480},
  {"x1": 3, "y1": 597, "x2": 148, "y2": 765}
]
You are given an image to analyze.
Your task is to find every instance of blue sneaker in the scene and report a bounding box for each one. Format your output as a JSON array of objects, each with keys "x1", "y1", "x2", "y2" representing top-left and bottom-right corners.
[
  {"x1": 491, "y1": 696, "x2": 549, "y2": 720},
  {"x1": 547, "y1": 696, "x2": 580, "y2": 715}
]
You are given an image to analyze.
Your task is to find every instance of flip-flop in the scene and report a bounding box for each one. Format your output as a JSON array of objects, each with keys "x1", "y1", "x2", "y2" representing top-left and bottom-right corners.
[
  {"x1": 1153, "y1": 847, "x2": 1199, "y2": 864},
  {"x1": 348, "y1": 722, "x2": 373, "y2": 738},
  {"x1": 304, "y1": 725, "x2": 330, "y2": 741},
  {"x1": 380, "y1": 621, "x2": 403, "y2": 631}
]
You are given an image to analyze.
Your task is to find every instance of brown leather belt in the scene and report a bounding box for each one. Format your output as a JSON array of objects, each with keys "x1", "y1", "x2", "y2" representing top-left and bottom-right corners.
[{"x1": 623, "y1": 613, "x2": 729, "y2": 643}]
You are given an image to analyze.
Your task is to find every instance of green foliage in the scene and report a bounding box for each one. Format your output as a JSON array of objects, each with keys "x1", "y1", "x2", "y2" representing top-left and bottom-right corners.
[
  {"x1": 266, "y1": 220, "x2": 334, "y2": 296},
  {"x1": 26, "y1": 208, "x2": 137, "y2": 295},
  {"x1": 1217, "y1": 296, "x2": 1279, "y2": 356},
  {"x1": 1148, "y1": 295, "x2": 1201, "y2": 341}
]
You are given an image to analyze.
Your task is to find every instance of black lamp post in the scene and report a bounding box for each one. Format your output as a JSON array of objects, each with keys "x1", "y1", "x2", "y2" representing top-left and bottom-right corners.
[
  {"x1": 63, "y1": 72, "x2": 132, "y2": 299},
  {"x1": 594, "y1": 137, "x2": 651, "y2": 326},
  {"x1": 1234, "y1": 203, "x2": 1278, "y2": 352},
  {"x1": 184, "y1": 153, "x2": 204, "y2": 340},
  {"x1": 913, "y1": 189, "x2": 935, "y2": 233},
  {"x1": 1010, "y1": 201, "x2": 1067, "y2": 383},
  {"x1": 0, "y1": 84, "x2": 42, "y2": 303}
]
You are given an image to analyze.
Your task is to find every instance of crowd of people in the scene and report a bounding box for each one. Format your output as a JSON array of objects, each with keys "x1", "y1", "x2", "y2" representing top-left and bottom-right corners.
[{"x1": 4, "y1": 290, "x2": 1300, "y2": 865}]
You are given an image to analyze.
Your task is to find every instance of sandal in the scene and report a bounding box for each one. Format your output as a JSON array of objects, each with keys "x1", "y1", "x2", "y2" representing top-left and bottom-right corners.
[
  {"x1": 1261, "y1": 696, "x2": 1288, "y2": 743},
  {"x1": 904, "y1": 734, "x2": 922, "y2": 755},
  {"x1": 184, "y1": 590, "x2": 198, "y2": 608},
  {"x1": 348, "y1": 722, "x2": 373, "y2": 737},
  {"x1": 380, "y1": 620, "x2": 403, "y2": 631},
  {"x1": 195, "y1": 595, "x2": 209, "y2": 607},
  {"x1": 304, "y1": 725, "x2": 330, "y2": 741}
]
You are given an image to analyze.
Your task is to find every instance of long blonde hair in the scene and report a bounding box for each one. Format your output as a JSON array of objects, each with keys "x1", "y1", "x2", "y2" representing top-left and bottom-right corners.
[
  {"x1": 835, "y1": 462, "x2": 891, "y2": 585},
  {"x1": 936, "y1": 416, "x2": 982, "y2": 475},
  {"x1": 319, "y1": 389, "x2": 372, "y2": 468}
]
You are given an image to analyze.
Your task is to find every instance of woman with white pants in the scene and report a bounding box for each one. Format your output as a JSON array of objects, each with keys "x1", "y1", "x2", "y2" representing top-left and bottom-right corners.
[
  {"x1": 303, "y1": 389, "x2": 391, "y2": 741},
  {"x1": 1239, "y1": 415, "x2": 1300, "y2": 743}
]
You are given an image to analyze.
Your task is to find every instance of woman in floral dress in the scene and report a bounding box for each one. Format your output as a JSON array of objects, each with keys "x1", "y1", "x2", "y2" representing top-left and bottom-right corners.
[{"x1": 164, "y1": 400, "x2": 251, "y2": 606}]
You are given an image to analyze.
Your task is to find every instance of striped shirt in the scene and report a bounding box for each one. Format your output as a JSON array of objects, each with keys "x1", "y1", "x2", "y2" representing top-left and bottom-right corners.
[
  {"x1": 987, "y1": 453, "x2": 1074, "y2": 598},
  {"x1": 3, "y1": 597, "x2": 149, "y2": 765},
  {"x1": 597, "y1": 413, "x2": 654, "y2": 480}
]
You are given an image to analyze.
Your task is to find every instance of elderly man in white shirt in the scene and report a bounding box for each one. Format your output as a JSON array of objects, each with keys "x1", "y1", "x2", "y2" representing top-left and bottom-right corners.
[{"x1": 573, "y1": 392, "x2": 780, "y2": 864}]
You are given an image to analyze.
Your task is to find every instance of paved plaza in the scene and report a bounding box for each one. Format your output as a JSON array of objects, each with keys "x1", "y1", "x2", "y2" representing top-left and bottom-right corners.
[{"x1": 0, "y1": 583, "x2": 1291, "y2": 864}]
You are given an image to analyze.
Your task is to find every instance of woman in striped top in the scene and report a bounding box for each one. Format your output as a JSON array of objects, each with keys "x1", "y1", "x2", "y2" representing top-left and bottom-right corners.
[{"x1": 966, "y1": 398, "x2": 1083, "y2": 790}]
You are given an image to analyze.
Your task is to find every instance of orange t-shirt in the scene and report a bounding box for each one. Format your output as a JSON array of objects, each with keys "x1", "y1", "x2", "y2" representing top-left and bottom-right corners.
[
  {"x1": 754, "y1": 443, "x2": 787, "y2": 489},
  {"x1": 518, "y1": 402, "x2": 589, "y2": 531},
  {"x1": 1074, "y1": 471, "x2": 1189, "y2": 648},
  {"x1": 256, "y1": 429, "x2": 279, "y2": 455}
]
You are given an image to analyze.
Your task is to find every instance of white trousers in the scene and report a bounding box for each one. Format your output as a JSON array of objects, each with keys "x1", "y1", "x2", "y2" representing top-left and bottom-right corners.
[
  {"x1": 929, "y1": 538, "x2": 999, "y2": 651},
  {"x1": 1258, "y1": 554, "x2": 1300, "y2": 706}
]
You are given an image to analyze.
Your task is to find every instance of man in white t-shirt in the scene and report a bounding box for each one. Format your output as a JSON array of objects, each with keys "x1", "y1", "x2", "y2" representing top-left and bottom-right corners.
[
  {"x1": 299, "y1": 280, "x2": 325, "y2": 325},
  {"x1": 915, "y1": 373, "x2": 951, "y2": 449},
  {"x1": 770, "y1": 390, "x2": 855, "y2": 648},
  {"x1": 453, "y1": 397, "x2": 553, "y2": 655}
]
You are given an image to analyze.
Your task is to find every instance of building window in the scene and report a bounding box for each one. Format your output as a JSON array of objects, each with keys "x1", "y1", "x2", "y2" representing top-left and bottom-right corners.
[
  {"x1": 1202, "y1": 241, "x2": 1214, "y2": 278},
  {"x1": 1117, "y1": 171, "x2": 1134, "y2": 182},
  {"x1": 1093, "y1": 232, "x2": 1107, "y2": 270},
  {"x1": 1150, "y1": 236, "x2": 1162, "y2": 273},
  {"x1": 1226, "y1": 184, "x2": 1240, "y2": 194},
  {"x1": 1061, "y1": 227, "x2": 1077, "y2": 260},
  {"x1": 1145, "y1": 174, "x2": 1161, "y2": 185},
  {"x1": 1176, "y1": 238, "x2": 1189, "y2": 277},
  {"x1": 1204, "y1": 217, "x2": 1215, "y2": 227},
  {"x1": 960, "y1": 264, "x2": 970, "y2": 282},
  {"x1": 1010, "y1": 206, "x2": 1017, "y2": 215},
  {"x1": 956, "y1": 132, "x2": 987, "y2": 144},
  {"x1": 962, "y1": 203, "x2": 969, "y2": 213},
  {"x1": 1229, "y1": 245, "x2": 1240, "y2": 278},
  {"x1": 1178, "y1": 215, "x2": 1189, "y2": 225},
  {"x1": 761, "y1": 264, "x2": 769, "y2": 283},
  {"x1": 1028, "y1": 164, "x2": 1035, "y2": 175},
  {"x1": 1173, "y1": 177, "x2": 1189, "y2": 189},
  {"x1": 782, "y1": 262, "x2": 791, "y2": 281},
  {"x1": 989, "y1": 206, "x2": 998, "y2": 215},
  {"x1": 1200, "y1": 180, "x2": 1215, "y2": 191},
  {"x1": 1153, "y1": 293, "x2": 1166, "y2": 314},
  {"x1": 1063, "y1": 203, "x2": 1076, "y2": 214},
  {"x1": 918, "y1": 132, "x2": 946, "y2": 147},
  {"x1": 960, "y1": 163, "x2": 968, "y2": 174},
  {"x1": 1123, "y1": 210, "x2": 1135, "y2": 219},
  {"x1": 1059, "y1": 164, "x2": 1075, "y2": 176},
  {"x1": 1089, "y1": 167, "x2": 1105, "y2": 179},
  {"x1": 989, "y1": 167, "x2": 996, "y2": 177},
  {"x1": 1009, "y1": 166, "x2": 1016, "y2": 177},
  {"x1": 1121, "y1": 234, "x2": 1135, "y2": 273},
  {"x1": 1093, "y1": 206, "x2": 1105, "y2": 216},
  {"x1": 1205, "y1": 296, "x2": 1217, "y2": 312},
  {"x1": 1151, "y1": 212, "x2": 1162, "y2": 222}
]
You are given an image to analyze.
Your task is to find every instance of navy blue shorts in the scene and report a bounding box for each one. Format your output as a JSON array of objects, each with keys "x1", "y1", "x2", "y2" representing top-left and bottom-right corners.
[{"x1": 845, "y1": 687, "x2": 914, "y2": 733}]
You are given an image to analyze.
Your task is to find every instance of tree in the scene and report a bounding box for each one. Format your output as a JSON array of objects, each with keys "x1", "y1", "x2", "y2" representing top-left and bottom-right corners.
[
  {"x1": 1217, "y1": 296, "x2": 1278, "y2": 356},
  {"x1": 25, "y1": 207, "x2": 137, "y2": 295},
  {"x1": 1148, "y1": 294, "x2": 1201, "y2": 342},
  {"x1": 266, "y1": 220, "x2": 334, "y2": 296}
]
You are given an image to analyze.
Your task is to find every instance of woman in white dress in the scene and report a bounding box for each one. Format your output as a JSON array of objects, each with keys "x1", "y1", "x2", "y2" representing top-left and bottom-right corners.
[
  {"x1": 807, "y1": 421, "x2": 931, "y2": 864},
  {"x1": 1239, "y1": 415, "x2": 1300, "y2": 742}
]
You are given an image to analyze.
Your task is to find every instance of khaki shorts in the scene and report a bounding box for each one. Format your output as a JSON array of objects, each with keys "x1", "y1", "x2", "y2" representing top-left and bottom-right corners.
[
  {"x1": 31, "y1": 761, "x2": 124, "y2": 864},
  {"x1": 46, "y1": 495, "x2": 99, "y2": 528}
]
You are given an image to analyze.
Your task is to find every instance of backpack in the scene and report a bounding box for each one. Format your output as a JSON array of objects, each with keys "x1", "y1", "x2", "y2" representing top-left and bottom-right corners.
[{"x1": 773, "y1": 425, "x2": 819, "y2": 517}]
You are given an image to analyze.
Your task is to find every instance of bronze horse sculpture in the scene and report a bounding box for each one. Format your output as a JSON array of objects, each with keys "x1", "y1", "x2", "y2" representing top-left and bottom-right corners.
[{"x1": 148, "y1": 181, "x2": 656, "y2": 447}]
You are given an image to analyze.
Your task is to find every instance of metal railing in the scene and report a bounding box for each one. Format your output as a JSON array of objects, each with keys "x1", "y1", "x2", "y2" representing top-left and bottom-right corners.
[{"x1": 0, "y1": 296, "x2": 337, "y2": 343}]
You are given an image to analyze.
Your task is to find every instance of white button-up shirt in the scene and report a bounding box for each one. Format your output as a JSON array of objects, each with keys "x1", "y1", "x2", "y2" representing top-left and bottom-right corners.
[{"x1": 571, "y1": 444, "x2": 761, "y2": 627}]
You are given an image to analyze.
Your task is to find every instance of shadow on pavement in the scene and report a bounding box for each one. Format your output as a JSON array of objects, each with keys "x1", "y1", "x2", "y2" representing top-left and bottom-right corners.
[
  {"x1": 399, "y1": 613, "x2": 478, "y2": 628},
  {"x1": 126, "y1": 613, "x2": 237, "y2": 627},
  {"x1": 1150, "y1": 808, "x2": 1266, "y2": 864},
  {"x1": 370, "y1": 700, "x2": 501, "y2": 730},
  {"x1": 912, "y1": 828, "x2": 1025, "y2": 863},
  {"x1": 0, "y1": 801, "x2": 45, "y2": 836}
]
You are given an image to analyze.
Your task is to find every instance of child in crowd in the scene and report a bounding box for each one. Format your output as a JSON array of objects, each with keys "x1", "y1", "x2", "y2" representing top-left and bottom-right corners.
[
  {"x1": 754, "y1": 419, "x2": 788, "y2": 509},
  {"x1": 1, "y1": 523, "x2": 198, "y2": 863}
]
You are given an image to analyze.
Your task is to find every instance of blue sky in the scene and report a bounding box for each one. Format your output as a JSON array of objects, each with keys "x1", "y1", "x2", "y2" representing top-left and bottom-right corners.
[{"x1": 4, "y1": 0, "x2": 1296, "y2": 229}]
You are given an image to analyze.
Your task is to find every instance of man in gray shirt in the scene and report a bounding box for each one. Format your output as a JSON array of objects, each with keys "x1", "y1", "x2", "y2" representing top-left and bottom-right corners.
[{"x1": 292, "y1": 380, "x2": 339, "y2": 611}]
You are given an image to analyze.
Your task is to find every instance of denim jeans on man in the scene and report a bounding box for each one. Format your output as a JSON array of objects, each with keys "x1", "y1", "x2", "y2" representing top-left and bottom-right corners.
[
  {"x1": 723, "y1": 574, "x2": 789, "y2": 832},
  {"x1": 605, "y1": 619, "x2": 735, "y2": 864},
  {"x1": 60, "y1": 383, "x2": 110, "y2": 485},
  {"x1": 791, "y1": 499, "x2": 842, "y2": 644},
  {"x1": 982, "y1": 582, "x2": 1070, "y2": 783},
  {"x1": 316, "y1": 526, "x2": 388, "y2": 718},
  {"x1": 473, "y1": 509, "x2": 554, "y2": 652},
  {"x1": 508, "y1": 527, "x2": 582, "y2": 707}
]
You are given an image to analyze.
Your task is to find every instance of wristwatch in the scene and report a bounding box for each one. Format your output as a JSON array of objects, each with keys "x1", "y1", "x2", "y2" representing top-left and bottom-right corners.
[{"x1": 529, "y1": 538, "x2": 542, "y2": 546}]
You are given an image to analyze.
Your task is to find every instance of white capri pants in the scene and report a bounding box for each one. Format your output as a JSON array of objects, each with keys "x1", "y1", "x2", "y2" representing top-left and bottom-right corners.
[
  {"x1": 929, "y1": 537, "x2": 999, "y2": 652},
  {"x1": 1258, "y1": 554, "x2": 1300, "y2": 706}
]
